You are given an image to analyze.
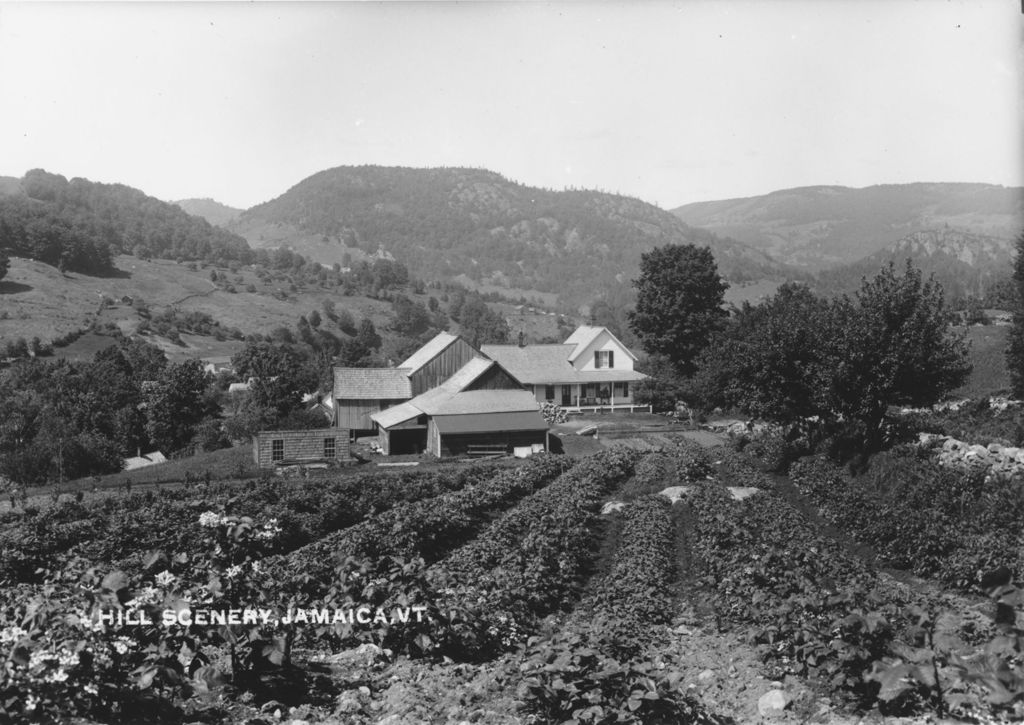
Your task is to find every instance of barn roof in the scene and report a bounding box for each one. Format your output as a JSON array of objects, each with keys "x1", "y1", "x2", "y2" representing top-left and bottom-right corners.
[
  {"x1": 427, "y1": 389, "x2": 540, "y2": 416},
  {"x1": 397, "y1": 331, "x2": 460, "y2": 373},
  {"x1": 371, "y1": 359, "x2": 539, "y2": 430},
  {"x1": 333, "y1": 367, "x2": 412, "y2": 400},
  {"x1": 371, "y1": 402, "x2": 422, "y2": 429},
  {"x1": 433, "y1": 410, "x2": 548, "y2": 434}
]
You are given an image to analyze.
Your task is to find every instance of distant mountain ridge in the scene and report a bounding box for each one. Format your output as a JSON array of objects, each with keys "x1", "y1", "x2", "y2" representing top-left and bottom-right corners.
[
  {"x1": 227, "y1": 165, "x2": 799, "y2": 308},
  {"x1": 817, "y1": 228, "x2": 1015, "y2": 301},
  {"x1": 672, "y1": 183, "x2": 1024, "y2": 272},
  {"x1": 172, "y1": 198, "x2": 242, "y2": 227}
]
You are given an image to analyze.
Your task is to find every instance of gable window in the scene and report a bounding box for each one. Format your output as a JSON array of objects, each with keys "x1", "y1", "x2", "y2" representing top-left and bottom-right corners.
[
  {"x1": 544, "y1": 384, "x2": 555, "y2": 400},
  {"x1": 271, "y1": 439, "x2": 284, "y2": 462},
  {"x1": 594, "y1": 350, "x2": 614, "y2": 369},
  {"x1": 324, "y1": 437, "x2": 336, "y2": 459}
]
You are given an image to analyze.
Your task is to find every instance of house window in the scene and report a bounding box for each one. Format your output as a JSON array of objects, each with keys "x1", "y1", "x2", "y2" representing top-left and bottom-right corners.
[
  {"x1": 544, "y1": 384, "x2": 555, "y2": 400},
  {"x1": 324, "y1": 437, "x2": 336, "y2": 459},
  {"x1": 619, "y1": 382, "x2": 629, "y2": 398},
  {"x1": 594, "y1": 350, "x2": 614, "y2": 369},
  {"x1": 271, "y1": 439, "x2": 284, "y2": 462}
]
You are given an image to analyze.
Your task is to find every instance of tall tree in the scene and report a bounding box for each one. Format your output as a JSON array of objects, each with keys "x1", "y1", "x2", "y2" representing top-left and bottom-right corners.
[
  {"x1": 144, "y1": 360, "x2": 213, "y2": 453},
  {"x1": 628, "y1": 244, "x2": 728, "y2": 376},
  {"x1": 1007, "y1": 232, "x2": 1024, "y2": 397}
]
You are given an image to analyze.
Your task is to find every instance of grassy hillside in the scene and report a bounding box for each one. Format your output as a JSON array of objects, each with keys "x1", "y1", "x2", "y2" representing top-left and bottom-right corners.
[
  {"x1": 672, "y1": 182, "x2": 1024, "y2": 271},
  {"x1": 228, "y1": 165, "x2": 799, "y2": 310},
  {"x1": 955, "y1": 323, "x2": 1012, "y2": 398},
  {"x1": 0, "y1": 254, "x2": 394, "y2": 361}
]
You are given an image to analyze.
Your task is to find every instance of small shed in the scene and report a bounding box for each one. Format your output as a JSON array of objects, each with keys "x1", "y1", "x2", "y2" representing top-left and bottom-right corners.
[{"x1": 253, "y1": 428, "x2": 351, "y2": 469}]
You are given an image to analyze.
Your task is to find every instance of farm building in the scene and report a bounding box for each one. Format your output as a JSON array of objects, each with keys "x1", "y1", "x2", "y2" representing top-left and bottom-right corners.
[
  {"x1": 399, "y1": 331, "x2": 481, "y2": 396},
  {"x1": 253, "y1": 428, "x2": 351, "y2": 469},
  {"x1": 331, "y1": 331, "x2": 481, "y2": 435},
  {"x1": 481, "y1": 325, "x2": 649, "y2": 412},
  {"x1": 332, "y1": 367, "x2": 413, "y2": 435},
  {"x1": 370, "y1": 355, "x2": 547, "y2": 456}
]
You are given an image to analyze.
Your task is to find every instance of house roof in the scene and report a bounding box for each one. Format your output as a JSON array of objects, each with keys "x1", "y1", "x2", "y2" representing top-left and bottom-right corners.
[
  {"x1": 124, "y1": 451, "x2": 167, "y2": 471},
  {"x1": 397, "y1": 331, "x2": 460, "y2": 373},
  {"x1": 433, "y1": 410, "x2": 548, "y2": 435},
  {"x1": 564, "y1": 325, "x2": 638, "y2": 363},
  {"x1": 480, "y1": 344, "x2": 575, "y2": 383},
  {"x1": 333, "y1": 367, "x2": 412, "y2": 400},
  {"x1": 480, "y1": 343, "x2": 647, "y2": 384}
]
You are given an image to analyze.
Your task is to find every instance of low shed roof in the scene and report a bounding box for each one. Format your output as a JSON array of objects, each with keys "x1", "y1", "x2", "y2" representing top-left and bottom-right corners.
[{"x1": 433, "y1": 410, "x2": 548, "y2": 435}]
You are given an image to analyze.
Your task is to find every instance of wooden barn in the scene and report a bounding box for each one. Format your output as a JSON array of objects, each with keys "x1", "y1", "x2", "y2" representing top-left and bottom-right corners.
[
  {"x1": 253, "y1": 428, "x2": 351, "y2": 469},
  {"x1": 398, "y1": 331, "x2": 480, "y2": 396},
  {"x1": 370, "y1": 356, "x2": 547, "y2": 457},
  {"x1": 332, "y1": 367, "x2": 413, "y2": 435}
]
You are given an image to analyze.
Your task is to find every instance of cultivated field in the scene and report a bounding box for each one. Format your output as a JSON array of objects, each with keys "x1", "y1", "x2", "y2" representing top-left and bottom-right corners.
[{"x1": 2, "y1": 431, "x2": 1021, "y2": 724}]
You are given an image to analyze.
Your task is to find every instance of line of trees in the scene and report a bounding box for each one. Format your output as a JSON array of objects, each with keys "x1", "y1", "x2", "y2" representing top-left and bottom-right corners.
[
  {"x1": 631, "y1": 244, "x2": 972, "y2": 454},
  {"x1": 0, "y1": 338, "x2": 224, "y2": 485}
]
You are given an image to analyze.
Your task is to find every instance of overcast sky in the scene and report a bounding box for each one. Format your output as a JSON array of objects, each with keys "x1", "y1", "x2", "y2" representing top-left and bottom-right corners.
[{"x1": 0, "y1": 1, "x2": 1020, "y2": 210}]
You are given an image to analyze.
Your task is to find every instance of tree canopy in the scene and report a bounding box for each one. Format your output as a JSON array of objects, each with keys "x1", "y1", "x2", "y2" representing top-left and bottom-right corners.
[
  {"x1": 1006, "y1": 233, "x2": 1024, "y2": 398},
  {"x1": 693, "y1": 262, "x2": 971, "y2": 451},
  {"x1": 628, "y1": 244, "x2": 728, "y2": 375}
]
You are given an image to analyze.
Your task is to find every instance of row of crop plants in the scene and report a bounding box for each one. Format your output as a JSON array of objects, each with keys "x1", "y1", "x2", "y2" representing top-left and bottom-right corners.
[
  {"x1": 0, "y1": 450, "x2": 640, "y2": 722},
  {"x1": 687, "y1": 464, "x2": 1024, "y2": 722},
  {"x1": 0, "y1": 460, "x2": 509, "y2": 583},
  {"x1": 789, "y1": 449, "x2": 1024, "y2": 592}
]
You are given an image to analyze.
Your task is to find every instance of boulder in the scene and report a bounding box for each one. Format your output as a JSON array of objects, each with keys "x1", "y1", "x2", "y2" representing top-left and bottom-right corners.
[
  {"x1": 758, "y1": 689, "x2": 791, "y2": 717},
  {"x1": 659, "y1": 486, "x2": 693, "y2": 503},
  {"x1": 601, "y1": 501, "x2": 626, "y2": 515}
]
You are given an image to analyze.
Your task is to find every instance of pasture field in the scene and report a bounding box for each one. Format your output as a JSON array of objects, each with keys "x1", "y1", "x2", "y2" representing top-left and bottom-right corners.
[
  {"x1": 1, "y1": 440, "x2": 1021, "y2": 724},
  {"x1": 955, "y1": 323, "x2": 1012, "y2": 398}
]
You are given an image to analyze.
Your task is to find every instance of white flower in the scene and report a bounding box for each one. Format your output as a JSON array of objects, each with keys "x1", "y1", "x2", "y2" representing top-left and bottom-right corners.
[
  {"x1": 198, "y1": 511, "x2": 222, "y2": 528},
  {"x1": 250, "y1": 561, "x2": 261, "y2": 573},
  {"x1": 0, "y1": 625, "x2": 27, "y2": 644},
  {"x1": 155, "y1": 570, "x2": 176, "y2": 587},
  {"x1": 58, "y1": 650, "x2": 78, "y2": 668},
  {"x1": 46, "y1": 668, "x2": 69, "y2": 683},
  {"x1": 113, "y1": 637, "x2": 132, "y2": 655},
  {"x1": 29, "y1": 650, "x2": 54, "y2": 670},
  {"x1": 84, "y1": 683, "x2": 99, "y2": 696},
  {"x1": 24, "y1": 694, "x2": 38, "y2": 712},
  {"x1": 225, "y1": 565, "x2": 243, "y2": 579}
]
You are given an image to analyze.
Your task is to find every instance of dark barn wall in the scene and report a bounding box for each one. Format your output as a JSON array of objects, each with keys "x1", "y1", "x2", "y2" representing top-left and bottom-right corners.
[
  {"x1": 439, "y1": 430, "x2": 547, "y2": 457},
  {"x1": 465, "y1": 364, "x2": 523, "y2": 391},
  {"x1": 336, "y1": 398, "x2": 408, "y2": 431},
  {"x1": 408, "y1": 337, "x2": 479, "y2": 395}
]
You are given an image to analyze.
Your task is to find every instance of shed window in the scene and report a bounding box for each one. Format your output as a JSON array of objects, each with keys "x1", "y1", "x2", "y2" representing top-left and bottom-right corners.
[
  {"x1": 594, "y1": 350, "x2": 614, "y2": 369},
  {"x1": 271, "y1": 439, "x2": 284, "y2": 462},
  {"x1": 544, "y1": 384, "x2": 555, "y2": 400},
  {"x1": 324, "y1": 437, "x2": 336, "y2": 459}
]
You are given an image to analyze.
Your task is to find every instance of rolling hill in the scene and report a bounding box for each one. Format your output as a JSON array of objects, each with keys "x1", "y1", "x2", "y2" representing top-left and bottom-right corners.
[
  {"x1": 672, "y1": 183, "x2": 1024, "y2": 272},
  {"x1": 226, "y1": 166, "x2": 800, "y2": 308},
  {"x1": 172, "y1": 197, "x2": 243, "y2": 227}
]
